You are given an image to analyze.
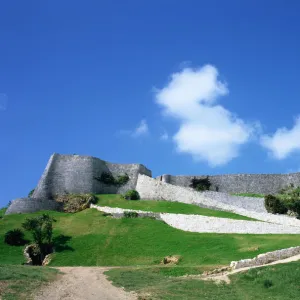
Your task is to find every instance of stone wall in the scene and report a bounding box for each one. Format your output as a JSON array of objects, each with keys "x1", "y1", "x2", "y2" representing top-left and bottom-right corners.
[
  {"x1": 32, "y1": 153, "x2": 152, "y2": 199},
  {"x1": 230, "y1": 246, "x2": 300, "y2": 270},
  {"x1": 137, "y1": 174, "x2": 266, "y2": 213},
  {"x1": 6, "y1": 153, "x2": 151, "y2": 214},
  {"x1": 5, "y1": 198, "x2": 62, "y2": 215},
  {"x1": 156, "y1": 173, "x2": 300, "y2": 194}
]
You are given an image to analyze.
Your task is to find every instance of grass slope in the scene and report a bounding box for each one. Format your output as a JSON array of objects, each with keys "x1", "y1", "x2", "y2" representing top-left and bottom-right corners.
[
  {"x1": 1, "y1": 209, "x2": 300, "y2": 268},
  {"x1": 106, "y1": 261, "x2": 300, "y2": 299},
  {"x1": 95, "y1": 194, "x2": 255, "y2": 220},
  {"x1": 0, "y1": 265, "x2": 58, "y2": 300}
]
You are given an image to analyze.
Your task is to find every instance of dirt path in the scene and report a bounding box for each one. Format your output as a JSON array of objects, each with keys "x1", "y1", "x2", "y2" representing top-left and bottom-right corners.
[{"x1": 34, "y1": 267, "x2": 137, "y2": 300}]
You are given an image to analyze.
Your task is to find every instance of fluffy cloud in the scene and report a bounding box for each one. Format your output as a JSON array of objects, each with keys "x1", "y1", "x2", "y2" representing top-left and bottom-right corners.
[
  {"x1": 132, "y1": 119, "x2": 149, "y2": 137},
  {"x1": 155, "y1": 65, "x2": 255, "y2": 166},
  {"x1": 260, "y1": 117, "x2": 300, "y2": 159}
]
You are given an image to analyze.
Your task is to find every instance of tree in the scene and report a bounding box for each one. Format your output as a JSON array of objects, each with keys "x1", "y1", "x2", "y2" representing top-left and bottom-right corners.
[{"x1": 22, "y1": 214, "x2": 56, "y2": 263}]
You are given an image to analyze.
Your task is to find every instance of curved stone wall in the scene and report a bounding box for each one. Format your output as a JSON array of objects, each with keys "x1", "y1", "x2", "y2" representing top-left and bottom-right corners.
[
  {"x1": 32, "y1": 153, "x2": 152, "y2": 199},
  {"x1": 5, "y1": 198, "x2": 62, "y2": 215},
  {"x1": 156, "y1": 173, "x2": 300, "y2": 194}
]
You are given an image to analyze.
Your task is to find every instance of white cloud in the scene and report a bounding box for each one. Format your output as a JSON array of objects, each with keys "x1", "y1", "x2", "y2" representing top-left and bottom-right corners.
[
  {"x1": 155, "y1": 64, "x2": 256, "y2": 166},
  {"x1": 260, "y1": 117, "x2": 300, "y2": 159},
  {"x1": 160, "y1": 130, "x2": 169, "y2": 141},
  {"x1": 131, "y1": 119, "x2": 149, "y2": 137}
]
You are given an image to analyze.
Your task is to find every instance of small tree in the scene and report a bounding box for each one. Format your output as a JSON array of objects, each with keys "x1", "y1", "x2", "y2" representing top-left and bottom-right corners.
[
  {"x1": 28, "y1": 189, "x2": 35, "y2": 197},
  {"x1": 22, "y1": 214, "x2": 56, "y2": 263}
]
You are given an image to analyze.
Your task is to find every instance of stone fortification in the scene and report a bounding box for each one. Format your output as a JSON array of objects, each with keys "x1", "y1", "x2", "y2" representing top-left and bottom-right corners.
[
  {"x1": 157, "y1": 173, "x2": 300, "y2": 194},
  {"x1": 6, "y1": 153, "x2": 151, "y2": 215},
  {"x1": 137, "y1": 174, "x2": 266, "y2": 213},
  {"x1": 32, "y1": 153, "x2": 151, "y2": 199},
  {"x1": 5, "y1": 198, "x2": 62, "y2": 215}
]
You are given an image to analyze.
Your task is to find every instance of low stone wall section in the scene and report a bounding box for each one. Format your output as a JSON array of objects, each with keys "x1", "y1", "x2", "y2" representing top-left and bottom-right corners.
[
  {"x1": 230, "y1": 246, "x2": 300, "y2": 270},
  {"x1": 90, "y1": 204, "x2": 161, "y2": 219},
  {"x1": 157, "y1": 173, "x2": 300, "y2": 194},
  {"x1": 136, "y1": 174, "x2": 300, "y2": 227},
  {"x1": 5, "y1": 198, "x2": 62, "y2": 215},
  {"x1": 91, "y1": 205, "x2": 300, "y2": 234}
]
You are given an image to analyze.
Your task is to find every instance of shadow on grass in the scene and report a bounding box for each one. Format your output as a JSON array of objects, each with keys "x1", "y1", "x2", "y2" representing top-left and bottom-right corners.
[{"x1": 53, "y1": 234, "x2": 74, "y2": 252}]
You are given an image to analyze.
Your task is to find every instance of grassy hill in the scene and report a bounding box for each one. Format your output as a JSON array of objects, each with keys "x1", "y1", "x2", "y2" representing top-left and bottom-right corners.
[
  {"x1": 95, "y1": 194, "x2": 255, "y2": 220},
  {"x1": 106, "y1": 261, "x2": 300, "y2": 300},
  {"x1": 1, "y1": 206, "x2": 300, "y2": 268}
]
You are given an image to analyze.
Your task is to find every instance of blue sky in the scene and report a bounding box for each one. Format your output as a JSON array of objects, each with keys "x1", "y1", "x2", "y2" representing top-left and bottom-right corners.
[{"x1": 1, "y1": 0, "x2": 300, "y2": 207}]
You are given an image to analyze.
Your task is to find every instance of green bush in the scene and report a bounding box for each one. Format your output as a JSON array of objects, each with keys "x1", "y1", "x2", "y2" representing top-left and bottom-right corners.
[
  {"x1": 4, "y1": 229, "x2": 26, "y2": 246},
  {"x1": 28, "y1": 189, "x2": 35, "y2": 197},
  {"x1": 94, "y1": 172, "x2": 129, "y2": 186},
  {"x1": 124, "y1": 190, "x2": 140, "y2": 200},
  {"x1": 287, "y1": 200, "x2": 300, "y2": 216},
  {"x1": 264, "y1": 195, "x2": 288, "y2": 214},
  {"x1": 115, "y1": 173, "x2": 129, "y2": 185},
  {"x1": 189, "y1": 176, "x2": 211, "y2": 191},
  {"x1": 123, "y1": 211, "x2": 139, "y2": 218},
  {"x1": 263, "y1": 279, "x2": 273, "y2": 288}
]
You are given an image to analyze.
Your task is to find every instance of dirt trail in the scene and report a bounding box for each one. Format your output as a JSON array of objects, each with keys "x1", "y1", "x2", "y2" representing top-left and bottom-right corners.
[
  {"x1": 199, "y1": 253, "x2": 300, "y2": 284},
  {"x1": 34, "y1": 267, "x2": 137, "y2": 300}
]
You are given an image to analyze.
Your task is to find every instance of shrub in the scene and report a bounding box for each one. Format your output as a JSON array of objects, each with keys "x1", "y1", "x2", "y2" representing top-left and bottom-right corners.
[
  {"x1": 28, "y1": 189, "x2": 35, "y2": 197},
  {"x1": 4, "y1": 229, "x2": 26, "y2": 246},
  {"x1": 263, "y1": 279, "x2": 273, "y2": 288},
  {"x1": 124, "y1": 190, "x2": 140, "y2": 200},
  {"x1": 287, "y1": 200, "x2": 300, "y2": 216},
  {"x1": 54, "y1": 193, "x2": 97, "y2": 213},
  {"x1": 123, "y1": 211, "x2": 139, "y2": 218},
  {"x1": 99, "y1": 172, "x2": 115, "y2": 185},
  {"x1": 115, "y1": 173, "x2": 129, "y2": 185},
  {"x1": 94, "y1": 172, "x2": 129, "y2": 186},
  {"x1": 264, "y1": 195, "x2": 288, "y2": 214},
  {"x1": 189, "y1": 176, "x2": 211, "y2": 191}
]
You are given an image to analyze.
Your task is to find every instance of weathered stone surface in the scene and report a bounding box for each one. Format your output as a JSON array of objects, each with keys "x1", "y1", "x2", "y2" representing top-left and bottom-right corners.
[
  {"x1": 230, "y1": 246, "x2": 300, "y2": 269},
  {"x1": 5, "y1": 198, "x2": 62, "y2": 215},
  {"x1": 156, "y1": 173, "x2": 300, "y2": 194},
  {"x1": 33, "y1": 153, "x2": 152, "y2": 199}
]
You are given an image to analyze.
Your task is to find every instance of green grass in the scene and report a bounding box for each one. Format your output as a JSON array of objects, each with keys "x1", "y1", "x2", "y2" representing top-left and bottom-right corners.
[
  {"x1": 0, "y1": 207, "x2": 6, "y2": 218},
  {"x1": 1, "y1": 209, "x2": 300, "y2": 268},
  {"x1": 106, "y1": 261, "x2": 300, "y2": 299},
  {"x1": 232, "y1": 193, "x2": 265, "y2": 198},
  {"x1": 95, "y1": 194, "x2": 255, "y2": 220},
  {"x1": 0, "y1": 265, "x2": 58, "y2": 300}
]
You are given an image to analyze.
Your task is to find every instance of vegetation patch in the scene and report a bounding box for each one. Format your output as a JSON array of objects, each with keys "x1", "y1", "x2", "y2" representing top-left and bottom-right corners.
[
  {"x1": 0, "y1": 264, "x2": 58, "y2": 300},
  {"x1": 94, "y1": 172, "x2": 129, "y2": 186},
  {"x1": 106, "y1": 261, "x2": 300, "y2": 299},
  {"x1": 54, "y1": 193, "x2": 96, "y2": 213},
  {"x1": 95, "y1": 194, "x2": 255, "y2": 220},
  {"x1": 124, "y1": 190, "x2": 140, "y2": 200},
  {"x1": 189, "y1": 176, "x2": 211, "y2": 191},
  {"x1": 123, "y1": 211, "x2": 139, "y2": 218}
]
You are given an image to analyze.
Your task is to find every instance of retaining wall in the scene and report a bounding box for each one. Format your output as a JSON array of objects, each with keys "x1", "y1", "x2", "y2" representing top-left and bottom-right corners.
[
  {"x1": 156, "y1": 173, "x2": 300, "y2": 194},
  {"x1": 230, "y1": 246, "x2": 300, "y2": 269}
]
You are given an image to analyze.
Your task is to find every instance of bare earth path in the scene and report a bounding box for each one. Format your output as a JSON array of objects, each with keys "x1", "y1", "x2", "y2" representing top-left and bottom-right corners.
[{"x1": 34, "y1": 267, "x2": 137, "y2": 300}]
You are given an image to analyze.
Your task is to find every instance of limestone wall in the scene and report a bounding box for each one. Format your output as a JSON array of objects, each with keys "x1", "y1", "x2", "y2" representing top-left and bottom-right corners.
[
  {"x1": 5, "y1": 198, "x2": 62, "y2": 215},
  {"x1": 156, "y1": 173, "x2": 300, "y2": 194},
  {"x1": 230, "y1": 246, "x2": 300, "y2": 270},
  {"x1": 136, "y1": 174, "x2": 266, "y2": 213},
  {"x1": 32, "y1": 153, "x2": 152, "y2": 199}
]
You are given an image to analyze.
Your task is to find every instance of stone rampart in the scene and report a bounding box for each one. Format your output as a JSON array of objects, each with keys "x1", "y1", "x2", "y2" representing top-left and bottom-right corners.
[
  {"x1": 156, "y1": 173, "x2": 300, "y2": 194},
  {"x1": 5, "y1": 198, "x2": 62, "y2": 215},
  {"x1": 137, "y1": 174, "x2": 266, "y2": 213},
  {"x1": 32, "y1": 153, "x2": 152, "y2": 199}
]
